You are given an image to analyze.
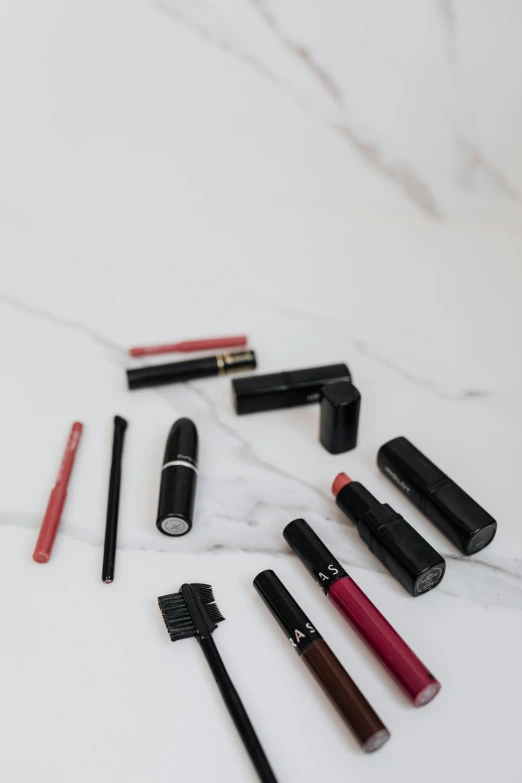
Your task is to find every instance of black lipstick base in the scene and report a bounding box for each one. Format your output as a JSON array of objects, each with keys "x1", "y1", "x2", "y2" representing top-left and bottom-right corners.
[{"x1": 157, "y1": 418, "x2": 199, "y2": 536}]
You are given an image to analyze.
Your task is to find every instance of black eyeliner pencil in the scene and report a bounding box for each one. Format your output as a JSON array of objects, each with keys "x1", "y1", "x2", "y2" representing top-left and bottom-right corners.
[{"x1": 102, "y1": 416, "x2": 128, "y2": 584}]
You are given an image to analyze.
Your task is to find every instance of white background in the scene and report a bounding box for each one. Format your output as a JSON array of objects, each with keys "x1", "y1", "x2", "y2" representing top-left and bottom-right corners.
[{"x1": 1, "y1": 2, "x2": 521, "y2": 781}]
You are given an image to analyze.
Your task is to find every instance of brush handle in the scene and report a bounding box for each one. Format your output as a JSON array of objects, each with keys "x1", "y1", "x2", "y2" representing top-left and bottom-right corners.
[
  {"x1": 199, "y1": 636, "x2": 278, "y2": 783},
  {"x1": 102, "y1": 416, "x2": 128, "y2": 583}
]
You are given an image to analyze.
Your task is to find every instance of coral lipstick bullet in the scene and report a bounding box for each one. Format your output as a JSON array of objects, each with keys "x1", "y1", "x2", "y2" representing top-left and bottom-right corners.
[{"x1": 332, "y1": 472, "x2": 445, "y2": 596}]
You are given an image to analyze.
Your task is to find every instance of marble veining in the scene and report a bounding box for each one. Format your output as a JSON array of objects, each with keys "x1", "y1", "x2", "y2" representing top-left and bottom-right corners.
[
  {"x1": 1, "y1": 3, "x2": 521, "y2": 781},
  {"x1": 157, "y1": 0, "x2": 520, "y2": 219},
  {"x1": 1, "y1": 290, "x2": 520, "y2": 614}
]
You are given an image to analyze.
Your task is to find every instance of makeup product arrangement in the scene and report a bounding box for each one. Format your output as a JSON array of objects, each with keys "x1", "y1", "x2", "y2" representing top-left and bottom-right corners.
[{"x1": 32, "y1": 331, "x2": 498, "y2": 776}]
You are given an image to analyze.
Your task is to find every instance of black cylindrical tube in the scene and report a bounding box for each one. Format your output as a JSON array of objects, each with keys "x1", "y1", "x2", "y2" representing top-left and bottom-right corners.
[
  {"x1": 253, "y1": 569, "x2": 322, "y2": 654},
  {"x1": 319, "y1": 381, "x2": 361, "y2": 454},
  {"x1": 156, "y1": 418, "x2": 198, "y2": 536},
  {"x1": 378, "y1": 437, "x2": 497, "y2": 555},
  {"x1": 127, "y1": 350, "x2": 256, "y2": 390},
  {"x1": 333, "y1": 474, "x2": 445, "y2": 597},
  {"x1": 102, "y1": 416, "x2": 128, "y2": 583},
  {"x1": 283, "y1": 518, "x2": 348, "y2": 595}
]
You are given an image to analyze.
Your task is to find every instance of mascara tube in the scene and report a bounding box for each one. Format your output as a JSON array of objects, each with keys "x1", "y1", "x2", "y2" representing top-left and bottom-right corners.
[
  {"x1": 284, "y1": 519, "x2": 441, "y2": 706},
  {"x1": 127, "y1": 349, "x2": 256, "y2": 390},
  {"x1": 333, "y1": 473, "x2": 445, "y2": 596},
  {"x1": 157, "y1": 418, "x2": 198, "y2": 536},
  {"x1": 253, "y1": 570, "x2": 390, "y2": 753},
  {"x1": 378, "y1": 437, "x2": 497, "y2": 555}
]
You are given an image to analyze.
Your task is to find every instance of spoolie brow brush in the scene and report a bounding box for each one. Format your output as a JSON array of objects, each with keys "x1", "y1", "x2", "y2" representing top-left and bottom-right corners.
[{"x1": 158, "y1": 584, "x2": 278, "y2": 783}]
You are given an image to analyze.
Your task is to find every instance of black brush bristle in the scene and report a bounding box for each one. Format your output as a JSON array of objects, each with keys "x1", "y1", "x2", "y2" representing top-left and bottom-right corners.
[
  {"x1": 192, "y1": 583, "x2": 225, "y2": 624},
  {"x1": 158, "y1": 591, "x2": 196, "y2": 641},
  {"x1": 158, "y1": 583, "x2": 225, "y2": 642}
]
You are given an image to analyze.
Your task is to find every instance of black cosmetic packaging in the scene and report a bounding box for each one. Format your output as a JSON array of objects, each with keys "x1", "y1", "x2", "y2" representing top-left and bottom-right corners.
[
  {"x1": 127, "y1": 349, "x2": 256, "y2": 390},
  {"x1": 320, "y1": 381, "x2": 361, "y2": 454},
  {"x1": 378, "y1": 436, "x2": 497, "y2": 555},
  {"x1": 157, "y1": 418, "x2": 198, "y2": 536},
  {"x1": 254, "y1": 569, "x2": 322, "y2": 655},
  {"x1": 232, "y1": 363, "x2": 351, "y2": 415},
  {"x1": 253, "y1": 570, "x2": 390, "y2": 752},
  {"x1": 334, "y1": 478, "x2": 446, "y2": 596}
]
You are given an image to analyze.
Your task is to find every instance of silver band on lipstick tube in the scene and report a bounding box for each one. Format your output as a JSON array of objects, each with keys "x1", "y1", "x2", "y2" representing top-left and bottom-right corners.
[{"x1": 162, "y1": 460, "x2": 199, "y2": 473}]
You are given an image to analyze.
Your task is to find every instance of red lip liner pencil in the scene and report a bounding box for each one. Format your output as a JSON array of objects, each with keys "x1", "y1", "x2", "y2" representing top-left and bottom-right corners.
[
  {"x1": 129, "y1": 335, "x2": 247, "y2": 357},
  {"x1": 33, "y1": 422, "x2": 83, "y2": 564}
]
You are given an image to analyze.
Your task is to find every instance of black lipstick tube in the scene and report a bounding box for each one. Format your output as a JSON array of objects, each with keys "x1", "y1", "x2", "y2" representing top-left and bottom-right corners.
[
  {"x1": 333, "y1": 474, "x2": 445, "y2": 596},
  {"x1": 127, "y1": 349, "x2": 256, "y2": 390},
  {"x1": 378, "y1": 437, "x2": 497, "y2": 555},
  {"x1": 157, "y1": 418, "x2": 198, "y2": 536},
  {"x1": 232, "y1": 363, "x2": 351, "y2": 415}
]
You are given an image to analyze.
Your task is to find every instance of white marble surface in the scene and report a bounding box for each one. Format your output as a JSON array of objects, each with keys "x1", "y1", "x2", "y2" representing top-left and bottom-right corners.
[{"x1": 1, "y1": 2, "x2": 522, "y2": 781}]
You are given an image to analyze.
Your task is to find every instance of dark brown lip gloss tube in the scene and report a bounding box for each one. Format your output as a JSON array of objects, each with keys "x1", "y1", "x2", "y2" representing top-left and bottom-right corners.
[
  {"x1": 253, "y1": 570, "x2": 390, "y2": 753},
  {"x1": 127, "y1": 349, "x2": 256, "y2": 390}
]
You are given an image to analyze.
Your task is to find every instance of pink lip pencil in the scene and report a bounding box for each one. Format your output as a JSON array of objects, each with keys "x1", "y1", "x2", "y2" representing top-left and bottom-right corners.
[
  {"x1": 129, "y1": 335, "x2": 248, "y2": 357},
  {"x1": 33, "y1": 422, "x2": 83, "y2": 564}
]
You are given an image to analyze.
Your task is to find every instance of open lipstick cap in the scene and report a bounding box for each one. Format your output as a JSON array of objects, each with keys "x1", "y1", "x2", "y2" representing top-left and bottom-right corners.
[{"x1": 319, "y1": 381, "x2": 361, "y2": 454}]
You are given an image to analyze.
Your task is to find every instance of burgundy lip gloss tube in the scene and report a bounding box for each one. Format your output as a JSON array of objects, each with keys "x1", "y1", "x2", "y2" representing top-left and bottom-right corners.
[
  {"x1": 284, "y1": 519, "x2": 441, "y2": 707},
  {"x1": 254, "y1": 570, "x2": 390, "y2": 753},
  {"x1": 332, "y1": 473, "x2": 446, "y2": 597}
]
